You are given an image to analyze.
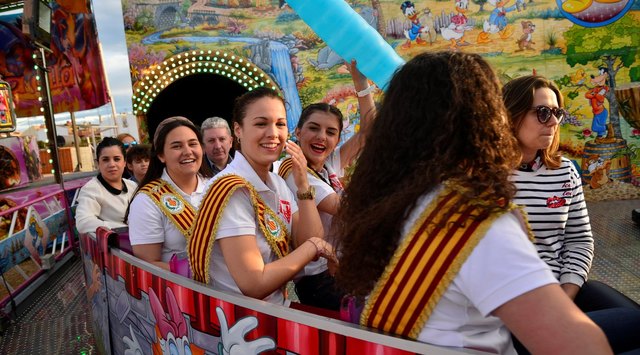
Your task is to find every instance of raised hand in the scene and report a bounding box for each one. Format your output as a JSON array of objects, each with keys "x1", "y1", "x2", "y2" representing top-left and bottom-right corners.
[
  {"x1": 345, "y1": 59, "x2": 370, "y2": 92},
  {"x1": 285, "y1": 140, "x2": 310, "y2": 193}
]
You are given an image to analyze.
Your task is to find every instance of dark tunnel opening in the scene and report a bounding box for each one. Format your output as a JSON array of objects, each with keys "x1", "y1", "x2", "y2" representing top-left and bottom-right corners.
[{"x1": 145, "y1": 73, "x2": 247, "y2": 139}]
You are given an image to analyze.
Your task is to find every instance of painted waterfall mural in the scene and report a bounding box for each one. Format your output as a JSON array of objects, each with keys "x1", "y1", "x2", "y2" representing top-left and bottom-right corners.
[{"x1": 121, "y1": 0, "x2": 640, "y2": 201}]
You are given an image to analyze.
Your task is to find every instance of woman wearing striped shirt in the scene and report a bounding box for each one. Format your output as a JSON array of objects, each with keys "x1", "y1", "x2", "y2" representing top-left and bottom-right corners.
[{"x1": 503, "y1": 75, "x2": 640, "y2": 354}]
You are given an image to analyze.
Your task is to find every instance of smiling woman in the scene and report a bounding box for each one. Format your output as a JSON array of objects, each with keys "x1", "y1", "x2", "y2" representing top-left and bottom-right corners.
[
  {"x1": 187, "y1": 88, "x2": 337, "y2": 305},
  {"x1": 127, "y1": 117, "x2": 211, "y2": 271},
  {"x1": 75, "y1": 137, "x2": 137, "y2": 234}
]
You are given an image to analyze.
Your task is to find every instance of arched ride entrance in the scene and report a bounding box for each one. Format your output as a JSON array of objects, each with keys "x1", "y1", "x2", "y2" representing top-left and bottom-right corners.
[{"x1": 132, "y1": 50, "x2": 277, "y2": 141}]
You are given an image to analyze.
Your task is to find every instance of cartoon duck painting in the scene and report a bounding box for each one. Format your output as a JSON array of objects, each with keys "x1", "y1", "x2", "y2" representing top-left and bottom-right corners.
[
  {"x1": 400, "y1": 1, "x2": 428, "y2": 48},
  {"x1": 440, "y1": 0, "x2": 472, "y2": 50},
  {"x1": 477, "y1": 0, "x2": 526, "y2": 43}
]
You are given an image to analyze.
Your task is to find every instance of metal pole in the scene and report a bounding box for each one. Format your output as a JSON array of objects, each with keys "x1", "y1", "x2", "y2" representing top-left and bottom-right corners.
[
  {"x1": 36, "y1": 47, "x2": 64, "y2": 187},
  {"x1": 97, "y1": 42, "x2": 120, "y2": 136},
  {"x1": 70, "y1": 111, "x2": 82, "y2": 171}
]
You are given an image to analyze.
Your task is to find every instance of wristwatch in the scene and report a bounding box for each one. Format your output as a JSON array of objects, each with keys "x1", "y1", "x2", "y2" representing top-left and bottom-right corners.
[{"x1": 296, "y1": 186, "x2": 316, "y2": 200}]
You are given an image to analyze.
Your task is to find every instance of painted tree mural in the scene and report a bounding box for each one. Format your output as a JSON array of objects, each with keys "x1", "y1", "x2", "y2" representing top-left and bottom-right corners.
[{"x1": 564, "y1": 15, "x2": 640, "y2": 139}]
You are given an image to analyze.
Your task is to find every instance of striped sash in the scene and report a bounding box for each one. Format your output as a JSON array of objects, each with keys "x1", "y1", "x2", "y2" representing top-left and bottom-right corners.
[
  {"x1": 139, "y1": 179, "x2": 195, "y2": 237},
  {"x1": 188, "y1": 174, "x2": 290, "y2": 284},
  {"x1": 277, "y1": 158, "x2": 323, "y2": 182},
  {"x1": 360, "y1": 187, "x2": 520, "y2": 339}
]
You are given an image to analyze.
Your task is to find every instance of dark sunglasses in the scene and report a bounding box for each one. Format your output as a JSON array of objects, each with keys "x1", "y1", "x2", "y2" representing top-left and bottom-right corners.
[
  {"x1": 123, "y1": 141, "x2": 138, "y2": 148},
  {"x1": 532, "y1": 105, "x2": 565, "y2": 124}
]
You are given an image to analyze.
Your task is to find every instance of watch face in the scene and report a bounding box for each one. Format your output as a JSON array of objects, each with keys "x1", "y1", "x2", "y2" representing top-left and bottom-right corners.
[{"x1": 297, "y1": 186, "x2": 315, "y2": 200}]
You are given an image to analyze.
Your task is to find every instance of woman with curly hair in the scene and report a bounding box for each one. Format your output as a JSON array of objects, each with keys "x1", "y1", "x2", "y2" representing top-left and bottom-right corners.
[
  {"x1": 503, "y1": 75, "x2": 640, "y2": 354},
  {"x1": 335, "y1": 52, "x2": 611, "y2": 354}
]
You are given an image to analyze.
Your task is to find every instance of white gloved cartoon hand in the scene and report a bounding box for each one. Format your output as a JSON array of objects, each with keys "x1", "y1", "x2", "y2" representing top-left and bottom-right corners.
[
  {"x1": 216, "y1": 307, "x2": 275, "y2": 355},
  {"x1": 123, "y1": 324, "x2": 143, "y2": 355}
]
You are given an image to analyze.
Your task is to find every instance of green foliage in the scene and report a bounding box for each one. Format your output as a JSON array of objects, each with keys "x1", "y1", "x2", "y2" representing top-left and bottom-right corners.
[
  {"x1": 545, "y1": 29, "x2": 558, "y2": 48},
  {"x1": 567, "y1": 91, "x2": 580, "y2": 100},
  {"x1": 564, "y1": 15, "x2": 640, "y2": 67},
  {"x1": 630, "y1": 66, "x2": 640, "y2": 81},
  {"x1": 181, "y1": 0, "x2": 191, "y2": 16},
  {"x1": 298, "y1": 86, "x2": 323, "y2": 108},
  {"x1": 134, "y1": 9, "x2": 155, "y2": 32},
  {"x1": 555, "y1": 75, "x2": 572, "y2": 88}
]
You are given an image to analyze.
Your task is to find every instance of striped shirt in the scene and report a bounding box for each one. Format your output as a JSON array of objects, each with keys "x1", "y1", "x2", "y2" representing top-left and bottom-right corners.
[{"x1": 511, "y1": 157, "x2": 594, "y2": 287}]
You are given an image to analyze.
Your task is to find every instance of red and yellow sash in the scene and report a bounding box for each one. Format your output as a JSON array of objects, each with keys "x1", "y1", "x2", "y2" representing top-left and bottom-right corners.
[
  {"x1": 139, "y1": 179, "x2": 195, "y2": 237},
  {"x1": 360, "y1": 186, "x2": 529, "y2": 339},
  {"x1": 277, "y1": 158, "x2": 323, "y2": 182},
  {"x1": 188, "y1": 174, "x2": 290, "y2": 284}
]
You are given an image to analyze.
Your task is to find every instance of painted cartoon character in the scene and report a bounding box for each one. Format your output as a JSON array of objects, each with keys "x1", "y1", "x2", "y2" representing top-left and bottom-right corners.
[
  {"x1": 585, "y1": 67, "x2": 610, "y2": 138},
  {"x1": 515, "y1": 20, "x2": 535, "y2": 51},
  {"x1": 400, "y1": 1, "x2": 428, "y2": 48},
  {"x1": 216, "y1": 307, "x2": 276, "y2": 355},
  {"x1": 585, "y1": 155, "x2": 611, "y2": 189},
  {"x1": 562, "y1": 0, "x2": 622, "y2": 14},
  {"x1": 440, "y1": 0, "x2": 472, "y2": 50},
  {"x1": 477, "y1": 0, "x2": 526, "y2": 43},
  {"x1": 148, "y1": 287, "x2": 205, "y2": 355},
  {"x1": 571, "y1": 68, "x2": 587, "y2": 86},
  {"x1": 24, "y1": 210, "x2": 49, "y2": 265}
]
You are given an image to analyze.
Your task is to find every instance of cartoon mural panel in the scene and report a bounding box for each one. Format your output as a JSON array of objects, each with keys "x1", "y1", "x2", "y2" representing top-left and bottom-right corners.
[{"x1": 122, "y1": 0, "x2": 640, "y2": 200}]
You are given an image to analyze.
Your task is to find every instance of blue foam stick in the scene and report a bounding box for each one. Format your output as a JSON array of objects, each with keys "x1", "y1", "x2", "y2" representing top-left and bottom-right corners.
[{"x1": 286, "y1": 0, "x2": 405, "y2": 91}]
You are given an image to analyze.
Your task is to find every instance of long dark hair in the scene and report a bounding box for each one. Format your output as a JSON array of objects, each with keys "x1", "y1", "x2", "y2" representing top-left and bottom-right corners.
[
  {"x1": 335, "y1": 52, "x2": 521, "y2": 297},
  {"x1": 502, "y1": 75, "x2": 563, "y2": 169},
  {"x1": 133, "y1": 117, "x2": 210, "y2": 195}
]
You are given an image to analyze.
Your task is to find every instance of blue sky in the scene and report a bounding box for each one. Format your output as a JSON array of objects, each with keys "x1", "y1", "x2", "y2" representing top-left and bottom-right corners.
[{"x1": 92, "y1": 0, "x2": 132, "y2": 113}]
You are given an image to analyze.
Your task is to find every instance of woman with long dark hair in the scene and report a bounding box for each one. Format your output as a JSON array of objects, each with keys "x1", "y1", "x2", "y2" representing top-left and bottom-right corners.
[
  {"x1": 128, "y1": 117, "x2": 211, "y2": 270},
  {"x1": 335, "y1": 52, "x2": 611, "y2": 354},
  {"x1": 188, "y1": 88, "x2": 336, "y2": 305},
  {"x1": 275, "y1": 60, "x2": 375, "y2": 310}
]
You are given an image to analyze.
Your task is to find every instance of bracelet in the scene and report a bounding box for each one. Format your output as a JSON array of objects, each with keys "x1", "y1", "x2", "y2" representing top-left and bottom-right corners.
[
  {"x1": 306, "y1": 238, "x2": 321, "y2": 260},
  {"x1": 356, "y1": 85, "x2": 376, "y2": 97}
]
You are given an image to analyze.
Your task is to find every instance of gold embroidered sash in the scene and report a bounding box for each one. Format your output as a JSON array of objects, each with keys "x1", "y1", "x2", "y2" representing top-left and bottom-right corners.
[
  {"x1": 188, "y1": 174, "x2": 290, "y2": 284},
  {"x1": 360, "y1": 187, "x2": 525, "y2": 339},
  {"x1": 139, "y1": 179, "x2": 195, "y2": 237},
  {"x1": 277, "y1": 158, "x2": 323, "y2": 181}
]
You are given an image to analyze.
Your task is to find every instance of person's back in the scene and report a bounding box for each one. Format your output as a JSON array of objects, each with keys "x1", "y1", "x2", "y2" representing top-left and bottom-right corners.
[{"x1": 335, "y1": 51, "x2": 612, "y2": 354}]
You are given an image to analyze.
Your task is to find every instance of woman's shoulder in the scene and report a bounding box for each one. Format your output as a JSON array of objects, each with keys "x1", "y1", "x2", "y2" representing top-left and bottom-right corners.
[
  {"x1": 124, "y1": 179, "x2": 138, "y2": 190},
  {"x1": 79, "y1": 176, "x2": 103, "y2": 193}
]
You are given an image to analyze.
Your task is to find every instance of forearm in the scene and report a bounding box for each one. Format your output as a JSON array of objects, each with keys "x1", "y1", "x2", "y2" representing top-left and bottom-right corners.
[
  {"x1": 561, "y1": 283, "x2": 581, "y2": 300},
  {"x1": 237, "y1": 240, "x2": 318, "y2": 299},
  {"x1": 292, "y1": 200, "x2": 324, "y2": 246},
  {"x1": 76, "y1": 213, "x2": 107, "y2": 234}
]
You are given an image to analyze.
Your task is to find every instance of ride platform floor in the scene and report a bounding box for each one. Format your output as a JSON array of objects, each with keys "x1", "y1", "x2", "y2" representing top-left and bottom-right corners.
[{"x1": 0, "y1": 199, "x2": 638, "y2": 354}]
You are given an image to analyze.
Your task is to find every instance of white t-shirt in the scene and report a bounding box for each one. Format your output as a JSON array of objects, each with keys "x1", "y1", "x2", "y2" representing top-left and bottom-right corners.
[
  {"x1": 207, "y1": 152, "x2": 299, "y2": 305},
  {"x1": 76, "y1": 176, "x2": 137, "y2": 234},
  {"x1": 129, "y1": 170, "x2": 206, "y2": 262},
  {"x1": 275, "y1": 148, "x2": 343, "y2": 276},
  {"x1": 402, "y1": 188, "x2": 558, "y2": 354}
]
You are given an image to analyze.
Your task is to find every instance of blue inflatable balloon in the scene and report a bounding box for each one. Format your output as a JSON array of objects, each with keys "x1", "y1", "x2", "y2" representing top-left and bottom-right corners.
[{"x1": 286, "y1": 0, "x2": 405, "y2": 91}]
